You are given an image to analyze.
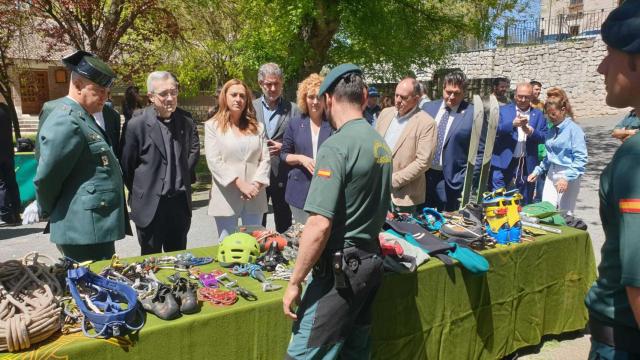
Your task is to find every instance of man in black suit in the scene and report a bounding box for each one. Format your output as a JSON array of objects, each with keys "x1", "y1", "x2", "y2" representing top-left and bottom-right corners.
[
  {"x1": 252, "y1": 63, "x2": 300, "y2": 233},
  {"x1": 0, "y1": 103, "x2": 20, "y2": 225},
  {"x1": 120, "y1": 71, "x2": 200, "y2": 255}
]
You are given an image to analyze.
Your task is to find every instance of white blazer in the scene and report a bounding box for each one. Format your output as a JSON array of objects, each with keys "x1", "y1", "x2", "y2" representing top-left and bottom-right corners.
[{"x1": 205, "y1": 119, "x2": 270, "y2": 217}]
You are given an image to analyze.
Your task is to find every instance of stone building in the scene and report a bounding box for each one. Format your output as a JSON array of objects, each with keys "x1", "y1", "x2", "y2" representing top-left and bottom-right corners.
[{"x1": 540, "y1": 0, "x2": 620, "y2": 36}]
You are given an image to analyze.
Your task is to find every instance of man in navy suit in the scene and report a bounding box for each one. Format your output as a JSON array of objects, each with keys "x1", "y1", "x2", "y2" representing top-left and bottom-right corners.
[
  {"x1": 490, "y1": 82, "x2": 547, "y2": 204},
  {"x1": 421, "y1": 70, "x2": 481, "y2": 211}
]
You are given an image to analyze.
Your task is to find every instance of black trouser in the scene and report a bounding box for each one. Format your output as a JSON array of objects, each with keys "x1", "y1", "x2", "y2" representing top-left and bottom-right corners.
[
  {"x1": 136, "y1": 193, "x2": 190, "y2": 255},
  {"x1": 423, "y1": 169, "x2": 460, "y2": 212},
  {"x1": 262, "y1": 182, "x2": 291, "y2": 233},
  {"x1": 0, "y1": 159, "x2": 20, "y2": 222}
]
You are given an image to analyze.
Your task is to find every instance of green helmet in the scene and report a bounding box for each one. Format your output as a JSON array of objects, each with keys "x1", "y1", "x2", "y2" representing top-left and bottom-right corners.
[{"x1": 217, "y1": 232, "x2": 260, "y2": 267}]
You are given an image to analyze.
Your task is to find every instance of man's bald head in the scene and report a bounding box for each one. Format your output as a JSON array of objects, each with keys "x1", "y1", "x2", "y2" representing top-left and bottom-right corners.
[{"x1": 394, "y1": 77, "x2": 420, "y2": 116}]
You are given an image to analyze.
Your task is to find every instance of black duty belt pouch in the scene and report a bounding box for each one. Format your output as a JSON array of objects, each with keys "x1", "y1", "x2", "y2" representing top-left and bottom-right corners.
[
  {"x1": 589, "y1": 316, "x2": 640, "y2": 354},
  {"x1": 384, "y1": 219, "x2": 455, "y2": 265}
]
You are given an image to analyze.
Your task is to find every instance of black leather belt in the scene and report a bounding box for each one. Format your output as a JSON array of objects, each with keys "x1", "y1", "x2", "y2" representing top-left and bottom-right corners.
[{"x1": 589, "y1": 315, "x2": 640, "y2": 354}]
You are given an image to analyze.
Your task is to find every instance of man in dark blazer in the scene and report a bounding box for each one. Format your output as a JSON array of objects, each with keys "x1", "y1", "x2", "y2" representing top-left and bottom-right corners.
[
  {"x1": 253, "y1": 62, "x2": 300, "y2": 233},
  {"x1": 120, "y1": 71, "x2": 200, "y2": 255},
  {"x1": 0, "y1": 102, "x2": 20, "y2": 225},
  {"x1": 490, "y1": 82, "x2": 547, "y2": 204},
  {"x1": 421, "y1": 70, "x2": 483, "y2": 211}
]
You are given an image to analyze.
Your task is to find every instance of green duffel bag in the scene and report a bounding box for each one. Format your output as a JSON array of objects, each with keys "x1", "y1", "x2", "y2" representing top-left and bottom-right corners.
[{"x1": 521, "y1": 201, "x2": 566, "y2": 226}]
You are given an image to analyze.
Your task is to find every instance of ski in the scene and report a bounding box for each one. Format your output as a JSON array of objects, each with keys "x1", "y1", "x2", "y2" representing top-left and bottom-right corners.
[
  {"x1": 476, "y1": 94, "x2": 500, "y2": 204},
  {"x1": 460, "y1": 94, "x2": 484, "y2": 208}
]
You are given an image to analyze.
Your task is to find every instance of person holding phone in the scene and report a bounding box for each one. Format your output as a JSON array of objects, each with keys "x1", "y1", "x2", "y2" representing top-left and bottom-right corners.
[{"x1": 490, "y1": 82, "x2": 547, "y2": 204}]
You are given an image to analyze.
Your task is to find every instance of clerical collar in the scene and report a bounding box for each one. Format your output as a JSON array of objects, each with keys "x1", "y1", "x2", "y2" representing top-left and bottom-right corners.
[{"x1": 157, "y1": 115, "x2": 172, "y2": 124}]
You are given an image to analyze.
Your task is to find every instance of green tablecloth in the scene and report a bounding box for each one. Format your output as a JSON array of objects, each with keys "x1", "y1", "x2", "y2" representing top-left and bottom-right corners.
[
  {"x1": 14, "y1": 152, "x2": 36, "y2": 206},
  {"x1": 2, "y1": 227, "x2": 595, "y2": 360}
]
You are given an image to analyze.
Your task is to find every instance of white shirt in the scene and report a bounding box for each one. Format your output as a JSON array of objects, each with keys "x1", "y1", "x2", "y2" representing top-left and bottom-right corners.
[
  {"x1": 311, "y1": 128, "x2": 320, "y2": 159},
  {"x1": 384, "y1": 106, "x2": 418, "y2": 150},
  {"x1": 431, "y1": 102, "x2": 460, "y2": 170},
  {"x1": 513, "y1": 107, "x2": 531, "y2": 158},
  {"x1": 92, "y1": 111, "x2": 106, "y2": 130}
]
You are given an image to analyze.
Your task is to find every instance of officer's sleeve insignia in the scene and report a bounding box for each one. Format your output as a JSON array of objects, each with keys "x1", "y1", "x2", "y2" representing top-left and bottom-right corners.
[
  {"x1": 620, "y1": 199, "x2": 640, "y2": 213},
  {"x1": 317, "y1": 169, "x2": 332, "y2": 178}
]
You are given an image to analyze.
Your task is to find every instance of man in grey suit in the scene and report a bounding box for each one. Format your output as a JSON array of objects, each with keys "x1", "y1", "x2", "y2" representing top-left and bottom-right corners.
[{"x1": 253, "y1": 63, "x2": 300, "y2": 233}]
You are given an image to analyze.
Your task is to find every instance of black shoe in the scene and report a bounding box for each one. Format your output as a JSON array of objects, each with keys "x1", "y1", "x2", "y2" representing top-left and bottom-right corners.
[
  {"x1": 171, "y1": 277, "x2": 199, "y2": 315},
  {"x1": 141, "y1": 285, "x2": 180, "y2": 320},
  {"x1": 0, "y1": 213, "x2": 21, "y2": 227}
]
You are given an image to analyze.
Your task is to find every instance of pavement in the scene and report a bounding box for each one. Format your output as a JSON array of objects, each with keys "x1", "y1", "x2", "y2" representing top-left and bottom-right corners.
[{"x1": 0, "y1": 114, "x2": 623, "y2": 359}]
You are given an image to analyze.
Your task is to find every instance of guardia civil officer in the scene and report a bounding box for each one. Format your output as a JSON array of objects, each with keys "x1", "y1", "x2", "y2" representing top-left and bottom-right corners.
[
  {"x1": 282, "y1": 64, "x2": 392, "y2": 359},
  {"x1": 34, "y1": 50, "x2": 127, "y2": 262},
  {"x1": 585, "y1": 3, "x2": 640, "y2": 358}
]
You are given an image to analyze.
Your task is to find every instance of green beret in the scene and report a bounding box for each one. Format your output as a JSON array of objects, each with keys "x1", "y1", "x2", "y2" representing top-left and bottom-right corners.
[
  {"x1": 318, "y1": 63, "x2": 363, "y2": 96},
  {"x1": 62, "y1": 50, "x2": 117, "y2": 88},
  {"x1": 602, "y1": 1, "x2": 640, "y2": 54}
]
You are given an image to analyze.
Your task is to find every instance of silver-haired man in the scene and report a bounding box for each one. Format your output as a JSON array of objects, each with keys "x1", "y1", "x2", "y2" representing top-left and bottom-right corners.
[{"x1": 120, "y1": 71, "x2": 200, "y2": 255}]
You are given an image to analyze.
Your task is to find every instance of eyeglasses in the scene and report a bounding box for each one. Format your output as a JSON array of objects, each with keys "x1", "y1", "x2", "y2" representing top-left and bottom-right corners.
[
  {"x1": 515, "y1": 95, "x2": 531, "y2": 101},
  {"x1": 154, "y1": 89, "x2": 179, "y2": 99}
]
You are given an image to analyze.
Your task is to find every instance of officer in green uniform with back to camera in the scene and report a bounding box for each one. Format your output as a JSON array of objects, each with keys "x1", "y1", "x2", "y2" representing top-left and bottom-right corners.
[
  {"x1": 34, "y1": 50, "x2": 126, "y2": 262},
  {"x1": 282, "y1": 64, "x2": 392, "y2": 359},
  {"x1": 585, "y1": 2, "x2": 640, "y2": 359}
]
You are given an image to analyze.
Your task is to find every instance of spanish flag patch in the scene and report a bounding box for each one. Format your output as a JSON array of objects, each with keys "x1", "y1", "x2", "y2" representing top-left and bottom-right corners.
[
  {"x1": 317, "y1": 169, "x2": 332, "y2": 178},
  {"x1": 620, "y1": 199, "x2": 640, "y2": 213}
]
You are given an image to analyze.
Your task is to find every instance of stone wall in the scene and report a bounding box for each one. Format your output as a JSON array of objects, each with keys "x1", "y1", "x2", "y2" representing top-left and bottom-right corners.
[{"x1": 419, "y1": 36, "x2": 626, "y2": 119}]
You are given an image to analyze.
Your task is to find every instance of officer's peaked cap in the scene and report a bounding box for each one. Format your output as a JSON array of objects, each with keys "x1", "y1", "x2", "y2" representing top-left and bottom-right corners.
[{"x1": 62, "y1": 50, "x2": 116, "y2": 88}]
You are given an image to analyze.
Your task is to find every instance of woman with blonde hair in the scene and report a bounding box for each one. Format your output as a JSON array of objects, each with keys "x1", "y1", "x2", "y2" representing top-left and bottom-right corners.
[
  {"x1": 280, "y1": 73, "x2": 332, "y2": 223},
  {"x1": 528, "y1": 87, "x2": 587, "y2": 215},
  {"x1": 205, "y1": 79, "x2": 270, "y2": 240}
]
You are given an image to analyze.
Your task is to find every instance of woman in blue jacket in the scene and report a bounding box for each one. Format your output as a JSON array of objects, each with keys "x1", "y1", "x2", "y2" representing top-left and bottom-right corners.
[
  {"x1": 528, "y1": 88, "x2": 588, "y2": 215},
  {"x1": 280, "y1": 74, "x2": 332, "y2": 224}
]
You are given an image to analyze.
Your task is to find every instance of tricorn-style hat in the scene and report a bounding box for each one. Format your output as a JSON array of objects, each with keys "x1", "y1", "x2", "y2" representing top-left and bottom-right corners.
[
  {"x1": 62, "y1": 50, "x2": 116, "y2": 88},
  {"x1": 318, "y1": 63, "x2": 363, "y2": 97},
  {"x1": 601, "y1": 1, "x2": 640, "y2": 54}
]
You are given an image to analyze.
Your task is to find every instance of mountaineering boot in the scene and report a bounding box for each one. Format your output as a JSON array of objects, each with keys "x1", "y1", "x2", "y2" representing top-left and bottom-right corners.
[
  {"x1": 141, "y1": 285, "x2": 180, "y2": 320},
  {"x1": 172, "y1": 277, "x2": 199, "y2": 314}
]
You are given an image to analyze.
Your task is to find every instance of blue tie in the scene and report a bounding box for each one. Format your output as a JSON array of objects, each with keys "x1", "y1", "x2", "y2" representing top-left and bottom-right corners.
[{"x1": 432, "y1": 107, "x2": 451, "y2": 167}]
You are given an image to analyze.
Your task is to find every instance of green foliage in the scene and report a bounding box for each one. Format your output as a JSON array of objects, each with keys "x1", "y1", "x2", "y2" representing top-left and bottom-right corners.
[{"x1": 160, "y1": 0, "x2": 523, "y2": 94}]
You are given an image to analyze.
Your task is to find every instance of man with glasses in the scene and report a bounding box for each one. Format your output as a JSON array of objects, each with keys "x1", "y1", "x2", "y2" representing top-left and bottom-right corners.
[
  {"x1": 421, "y1": 70, "x2": 480, "y2": 211},
  {"x1": 34, "y1": 50, "x2": 127, "y2": 261},
  {"x1": 375, "y1": 77, "x2": 436, "y2": 212},
  {"x1": 490, "y1": 82, "x2": 546, "y2": 204},
  {"x1": 121, "y1": 71, "x2": 200, "y2": 255},
  {"x1": 252, "y1": 63, "x2": 300, "y2": 233}
]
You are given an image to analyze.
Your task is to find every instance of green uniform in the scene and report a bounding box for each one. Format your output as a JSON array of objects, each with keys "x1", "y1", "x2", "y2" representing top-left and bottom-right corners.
[
  {"x1": 34, "y1": 97, "x2": 126, "y2": 252},
  {"x1": 585, "y1": 134, "x2": 640, "y2": 330},
  {"x1": 288, "y1": 118, "x2": 392, "y2": 360},
  {"x1": 304, "y1": 118, "x2": 392, "y2": 251},
  {"x1": 613, "y1": 111, "x2": 640, "y2": 130}
]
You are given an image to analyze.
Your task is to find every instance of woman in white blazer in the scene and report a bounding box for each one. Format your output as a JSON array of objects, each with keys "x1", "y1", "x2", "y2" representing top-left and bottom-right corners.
[{"x1": 205, "y1": 79, "x2": 271, "y2": 240}]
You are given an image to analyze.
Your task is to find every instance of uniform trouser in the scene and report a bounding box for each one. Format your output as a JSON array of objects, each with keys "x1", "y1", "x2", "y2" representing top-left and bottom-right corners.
[
  {"x1": 423, "y1": 169, "x2": 460, "y2": 212},
  {"x1": 589, "y1": 340, "x2": 640, "y2": 360},
  {"x1": 286, "y1": 251, "x2": 384, "y2": 360},
  {"x1": 290, "y1": 205, "x2": 309, "y2": 225},
  {"x1": 136, "y1": 193, "x2": 190, "y2": 255},
  {"x1": 490, "y1": 157, "x2": 534, "y2": 204},
  {"x1": 0, "y1": 159, "x2": 20, "y2": 221},
  {"x1": 214, "y1": 211, "x2": 262, "y2": 241},
  {"x1": 541, "y1": 164, "x2": 581, "y2": 216},
  {"x1": 534, "y1": 172, "x2": 546, "y2": 202},
  {"x1": 57, "y1": 242, "x2": 115, "y2": 262},
  {"x1": 263, "y1": 182, "x2": 292, "y2": 233}
]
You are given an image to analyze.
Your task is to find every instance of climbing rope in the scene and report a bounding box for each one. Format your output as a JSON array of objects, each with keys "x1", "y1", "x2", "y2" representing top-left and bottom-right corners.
[{"x1": 0, "y1": 252, "x2": 64, "y2": 352}]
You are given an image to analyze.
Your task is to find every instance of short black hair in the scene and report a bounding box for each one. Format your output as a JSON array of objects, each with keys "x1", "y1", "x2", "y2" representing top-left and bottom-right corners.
[
  {"x1": 530, "y1": 80, "x2": 542, "y2": 87},
  {"x1": 327, "y1": 72, "x2": 366, "y2": 105},
  {"x1": 443, "y1": 70, "x2": 467, "y2": 89},
  {"x1": 493, "y1": 77, "x2": 509, "y2": 87}
]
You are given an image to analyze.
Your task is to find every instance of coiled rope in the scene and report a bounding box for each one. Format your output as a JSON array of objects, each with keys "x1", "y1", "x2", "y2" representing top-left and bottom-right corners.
[{"x1": 0, "y1": 252, "x2": 63, "y2": 352}]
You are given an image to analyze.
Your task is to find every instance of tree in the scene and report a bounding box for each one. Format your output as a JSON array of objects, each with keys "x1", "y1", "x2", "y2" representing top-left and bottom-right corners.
[
  {"x1": 166, "y1": 0, "x2": 524, "y2": 95},
  {"x1": 25, "y1": 0, "x2": 182, "y2": 80}
]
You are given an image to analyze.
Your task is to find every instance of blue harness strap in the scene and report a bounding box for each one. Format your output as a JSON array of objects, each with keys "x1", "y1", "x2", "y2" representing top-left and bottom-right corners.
[{"x1": 67, "y1": 267, "x2": 145, "y2": 338}]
